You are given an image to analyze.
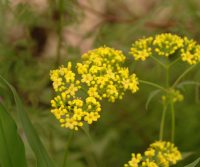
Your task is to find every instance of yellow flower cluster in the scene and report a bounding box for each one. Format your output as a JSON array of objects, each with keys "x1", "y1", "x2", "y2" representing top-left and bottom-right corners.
[
  {"x1": 130, "y1": 37, "x2": 153, "y2": 61},
  {"x1": 162, "y1": 89, "x2": 184, "y2": 103},
  {"x1": 124, "y1": 153, "x2": 143, "y2": 167},
  {"x1": 77, "y1": 47, "x2": 139, "y2": 102},
  {"x1": 130, "y1": 33, "x2": 200, "y2": 65},
  {"x1": 124, "y1": 141, "x2": 182, "y2": 167},
  {"x1": 50, "y1": 62, "x2": 77, "y2": 92},
  {"x1": 181, "y1": 37, "x2": 200, "y2": 65},
  {"x1": 50, "y1": 62, "x2": 101, "y2": 130},
  {"x1": 153, "y1": 33, "x2": 183, "y2": 57},
  {"x1": 50, "y1": 47, "x2": 139, "y2": 130}
]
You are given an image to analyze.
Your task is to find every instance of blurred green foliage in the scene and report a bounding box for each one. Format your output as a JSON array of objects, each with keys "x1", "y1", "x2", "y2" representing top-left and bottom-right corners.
[{"x1": 0, "y1": 0, "x2": 200, "y2": 167}]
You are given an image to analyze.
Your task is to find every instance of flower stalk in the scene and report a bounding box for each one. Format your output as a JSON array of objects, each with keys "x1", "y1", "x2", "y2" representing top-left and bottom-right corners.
[{"x1": 159, "y1": 104, "x2": 167, "y2": 141}]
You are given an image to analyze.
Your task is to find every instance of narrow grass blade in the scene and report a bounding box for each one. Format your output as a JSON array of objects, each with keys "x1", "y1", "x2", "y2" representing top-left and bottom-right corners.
[
  {"x1": 0, "y1": 104, "x2": 27, "y2": 167},
  {"x1": 0, "y1": 75, "x2": 56, "y2": 167},
  {"x1": 185, "y1": 158, "x2": 200, "y2": 167}
]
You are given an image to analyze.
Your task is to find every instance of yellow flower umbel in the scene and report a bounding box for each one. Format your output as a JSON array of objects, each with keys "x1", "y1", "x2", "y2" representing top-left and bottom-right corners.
[
  {"x1": 130, "y1": 33, "x2": 200, "y2": 65},
  {"x1": 50, "y1": 47, "x2": 139, "y2": 130},
  {"x1": 77, "y1": 46, "x2": 139, "y2": 102},
  {"x1": 124, "y1": 141, "x2": 182, "y2": 167},
  {"x1": 50, "y1": 62, "x2": 101, "y2": 130}
]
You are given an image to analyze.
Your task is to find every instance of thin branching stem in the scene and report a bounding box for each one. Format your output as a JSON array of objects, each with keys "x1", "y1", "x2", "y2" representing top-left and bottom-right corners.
[
  {"x1": 169, "y1": 57, "x2": 181, "y2": 67},
  {"x1": 170, "y1": 99, "x2": 175, "y2": 142},
  {"x1": 172, "y1": 65, "x2": 196, "y2": 88},
  {"x1": 139, "y1": 80, "x2": 168, "y2": 92},
  {"x1": 150, "y1": 55, "x2": 167, "y2": 68},
  {"x1": 159, "y1": 104, "x2": 168, "y2": 141},
  {"x1": 166, "y1": 66, "x2": 170, "y2": 87},
  {"x1": 80, "y1": 126, "x2": 94, "y2": 144}
]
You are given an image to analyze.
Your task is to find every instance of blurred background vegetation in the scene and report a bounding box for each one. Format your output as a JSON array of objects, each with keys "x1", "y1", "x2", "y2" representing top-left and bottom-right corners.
[{"x1": 0, "y1": 0, "x2": 200, "y2": 166}]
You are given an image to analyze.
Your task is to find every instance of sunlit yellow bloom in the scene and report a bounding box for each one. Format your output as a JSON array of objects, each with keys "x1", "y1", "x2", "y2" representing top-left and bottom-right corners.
[
  {"x1": 50, "y1": 94, "x2": 101, "y2": 130},
  {"x1": 124, "y1": 153, "x2": 142, "y2": 167},
  {"x1": 124, "y1": 141, "x2": 181, "y2": 167},
  {"x1": 122, "y1": 74, "x2": 139, "y2": 93},
  {"x1": 50, "y1": 62, "x2": 102, "y2": 130},
  {"x1": 130, "y1": 37, "x2": 153, "y2": 61},
  {"x1": 81, "y1": 73, "x2": 93, "y2": 86},
  {"x1": 84, "y1": 112, "x2": 100, "y2": 124},
  {"x1": 88, "y1": 87, "x2": 101, "y2": 99},
  {"x1": 142, "y1": 159, "x2": 158, "y2": 167},
  {"x1": 50, "y1": 62, "x2": 76, "y2": 92},
  {"x1": 80, "y1": 46, "x2": 139, "y2": 102},
  {"x1": 181, "y1": 37, "x2": 200, "y2": 64},
  {"x1": 76, "y1": 63, "x2": 88, "y2": 74},
  {"x1": 153, "y1": 33, "x2": 183, "y2": 57},
  {"x1": 130, "y1": 33, "x2": 200, "y2": 65},
  {"x1": 150, "y1": 141, "x2": 182, "y2": 166},
  {"x1": 144, "y1": 149, "x2": 155, "y2": 157},
  {"x1": 50, "y1": 46, "x2": 139, "y2": 130}
]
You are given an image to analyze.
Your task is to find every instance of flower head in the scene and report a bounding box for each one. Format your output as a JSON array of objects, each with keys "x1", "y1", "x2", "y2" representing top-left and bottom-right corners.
[
  {"x1": 50, "y1": 46, "x2": 139, "y2": 130},
  {"x1": 124, "y1": 141, "x2": 182, "y2": 167},
  {"x1": 78, "y1": 46, "x2": 139, "y2": 102},
  {"x1": 181, "y1": 37, "x2": 200, "y2": 64},
  {"x1": 50, "y1": 62, "x2": 76, "y2": 92},
  {"x1": 130, "y1": 33, "x2": 200, "y2": 65},
  {"x1": 153, "y1": 33, "x2": 183, "y2": 57},
  {"x1": 130, "y1": 37, "x2": 153, "y2": 61},
  {"x1": 150, "y1": 141, "x2": 182, "y2": 166},
  {"x1": 50, "y1": 62, "x2": 101, "y2": 130}
]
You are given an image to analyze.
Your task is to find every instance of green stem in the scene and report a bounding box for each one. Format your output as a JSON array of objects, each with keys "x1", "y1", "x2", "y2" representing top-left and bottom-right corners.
[
  {"x1": 170, "y1": 99, "x2": 175, "y2": 142},
  {"x1": 150, "y1": 55, "x2": 167, "y2": 68},
  {"x1": 166, "y1": 66, "x2": 170, "y2": 87},
  {"x1": 169, "y1": 57, "x2": 181, "y2": 67},
  {"x1": 80, "y1": 127, "x2": 98, "y2": 167},
  {"x1": 62, "y1": 131, "x2": 74, "y2": 167},
  {"x1": 159, "y1": 104, "x2": 167, "y2": 141},
  {"x1": 139, "y1": 80, "x2": 167, "y2": 92},
  {"x1": 172, "y1": 65, "x2": 196, "y2": 88},
  {"x1": 80, "y1": 126, "x2": 94, "y2": 144}
]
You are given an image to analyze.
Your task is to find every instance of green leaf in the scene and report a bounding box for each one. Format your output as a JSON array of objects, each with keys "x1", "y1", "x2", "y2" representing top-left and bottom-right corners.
[
  {"x1": 0, "y1": 104, "x2": 27, "y2": 167},
  {"x1": 0, "y1": 75, "x2": 56, "y2": 167},
  {"x1": 184, "y1": 158, "x2": 200, "y2": 167}
]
